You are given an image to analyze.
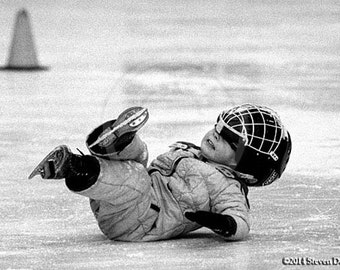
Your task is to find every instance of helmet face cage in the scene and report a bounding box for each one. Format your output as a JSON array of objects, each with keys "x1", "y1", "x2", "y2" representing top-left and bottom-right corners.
[{"x1": 215, "y1": 104, "x2": 291, "y2": 186}]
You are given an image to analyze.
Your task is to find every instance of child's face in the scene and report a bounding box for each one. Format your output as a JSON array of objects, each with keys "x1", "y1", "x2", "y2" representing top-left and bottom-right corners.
[{"x1": 201, "y1": 129, "x2": 237, "y2": 167}]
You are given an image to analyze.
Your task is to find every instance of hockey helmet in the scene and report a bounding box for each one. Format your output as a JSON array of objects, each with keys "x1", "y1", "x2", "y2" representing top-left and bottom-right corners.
[{"x1": 215, "y1": 104, "x2": 292, "y2": 186}]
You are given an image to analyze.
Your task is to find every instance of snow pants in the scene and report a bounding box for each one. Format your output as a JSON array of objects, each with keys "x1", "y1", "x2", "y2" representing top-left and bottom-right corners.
[{"x1": 66, "y1": 135, "x2": 162, "y2": 241}]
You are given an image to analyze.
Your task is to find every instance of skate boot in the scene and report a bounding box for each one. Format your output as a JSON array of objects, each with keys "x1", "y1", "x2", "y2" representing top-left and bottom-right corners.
[
  {"x1": 28, "y1": 145, "x2": 100, "y2": 181},
  {"x1": 86, "y1": 106, "x2": 149, "y2": 154}
]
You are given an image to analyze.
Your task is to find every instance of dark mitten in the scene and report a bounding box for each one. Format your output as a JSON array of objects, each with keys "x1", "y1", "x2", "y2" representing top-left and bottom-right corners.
[{"x1": 185, "y1": 211, "x2": 237, "y2": 237}]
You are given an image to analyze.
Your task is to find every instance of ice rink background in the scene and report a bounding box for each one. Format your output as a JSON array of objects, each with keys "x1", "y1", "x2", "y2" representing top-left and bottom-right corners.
[{"x1": 0, "y1": 0, "x2": 339, "y2": 269}]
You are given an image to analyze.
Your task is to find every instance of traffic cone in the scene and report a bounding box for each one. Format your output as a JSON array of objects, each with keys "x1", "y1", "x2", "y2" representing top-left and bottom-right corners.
[{"x1": 1, "y1": 8, "x2": 48, "y2": 71}]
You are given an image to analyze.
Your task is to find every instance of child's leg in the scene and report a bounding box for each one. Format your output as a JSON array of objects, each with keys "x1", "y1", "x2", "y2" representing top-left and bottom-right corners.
[
  {"x1": 66, "y1": 158, "x2": 159, "y2": 241},
  {"x1": 91, "y1": 134, "x2": 149, "y2": 167},
  {"x1": 28, "y1": 144, "x2": 158, "y2": 241},
  {"x1": 86, "y1": 107, "x2": 149, "y2": 167}
]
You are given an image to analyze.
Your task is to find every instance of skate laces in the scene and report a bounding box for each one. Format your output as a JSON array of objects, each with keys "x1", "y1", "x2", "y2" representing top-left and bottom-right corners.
[
  {"x1": 76, "y1": 148, "x2": 85, "y2": 156},
  {"x1": 68, "y1": 150, "x2": 89, "y2": 177}
]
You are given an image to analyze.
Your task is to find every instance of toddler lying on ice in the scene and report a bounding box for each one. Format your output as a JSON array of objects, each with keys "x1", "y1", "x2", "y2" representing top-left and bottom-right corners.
[{"x1": 29, "y1": 104, "x2": 292, "y2": 241}]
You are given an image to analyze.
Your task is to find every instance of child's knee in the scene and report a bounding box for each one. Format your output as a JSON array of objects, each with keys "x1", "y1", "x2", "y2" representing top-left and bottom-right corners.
[{"x1": 91, "y1": 197, "x2": 158, "y2": 241}]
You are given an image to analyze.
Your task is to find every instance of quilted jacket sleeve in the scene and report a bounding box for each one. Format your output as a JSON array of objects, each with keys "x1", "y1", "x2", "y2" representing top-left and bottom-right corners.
[{"x1": 206, "y1": 171, "x2": 250, "y2": 240}]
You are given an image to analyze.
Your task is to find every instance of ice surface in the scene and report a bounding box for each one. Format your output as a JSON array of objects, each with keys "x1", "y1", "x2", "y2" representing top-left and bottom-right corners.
[{"x1": 0, "y1": 0, "x2": 339, "y2": 269}]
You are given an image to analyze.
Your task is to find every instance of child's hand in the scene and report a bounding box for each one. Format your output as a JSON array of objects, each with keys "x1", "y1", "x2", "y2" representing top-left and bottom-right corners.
[{"x1": 185, "y1": 211, "x2": 237, "y2": 237}]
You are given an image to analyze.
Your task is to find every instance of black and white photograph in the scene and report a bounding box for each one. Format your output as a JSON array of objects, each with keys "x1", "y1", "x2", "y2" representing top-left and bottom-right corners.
[{"x1": 0, "y1": 0, "x2": 339, "y2": 269}]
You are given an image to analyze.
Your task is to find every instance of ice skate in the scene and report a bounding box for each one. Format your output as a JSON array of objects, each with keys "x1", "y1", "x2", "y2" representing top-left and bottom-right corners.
[
  {"x1": 88, "y1": 106, "x2": 149, "y2": 149},
  {"x1": 28, "y1": 145, "x2": 72, "y2": 179}
]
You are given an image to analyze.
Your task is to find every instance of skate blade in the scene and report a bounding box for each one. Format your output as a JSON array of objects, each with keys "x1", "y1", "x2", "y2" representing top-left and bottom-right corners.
[
  {"x1": 28, "y1": 166, "x2": 42, "y2": 179},
  {"x1": 88, "y1": 107, "x2": 148, "y2": 148},
  {"x1": 28, "y1": 160, "x2": 46, "y2": 179}
]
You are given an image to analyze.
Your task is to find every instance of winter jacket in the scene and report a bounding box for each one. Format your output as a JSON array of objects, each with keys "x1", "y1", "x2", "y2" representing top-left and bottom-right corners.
[
  {"x1": 146, "y1": 142, "x2": 250, "y2": 241},
  {"x1": 76, "y1": 136, "x2": 250, "y2": 241}
]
